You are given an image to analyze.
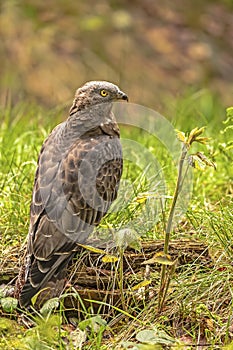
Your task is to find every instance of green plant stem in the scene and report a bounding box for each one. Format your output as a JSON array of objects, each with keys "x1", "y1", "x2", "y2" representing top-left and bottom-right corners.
[
  {"x1": 119, "y1": 249, "x2": 126, "y2": 310},
  {"x1": 164, "y1": 143, "x2": 188, "y2": 254},
  {"x1": 158, "y1": 143, "x2": 188, "y2": 312},
  {"x1": 159, "y1": 263, "x2": 176, "y2": 311}
]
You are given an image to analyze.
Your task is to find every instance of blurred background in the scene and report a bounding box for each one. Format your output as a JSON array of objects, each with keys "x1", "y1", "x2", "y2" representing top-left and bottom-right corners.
[{"x1": 0, "y1": 0, "x2": 233, "y2": 112}]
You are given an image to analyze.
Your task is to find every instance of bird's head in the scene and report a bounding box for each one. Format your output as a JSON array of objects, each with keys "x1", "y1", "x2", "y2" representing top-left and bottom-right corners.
[{"x1": 69, "y1": 81, "x2": 128, "y2": 115}]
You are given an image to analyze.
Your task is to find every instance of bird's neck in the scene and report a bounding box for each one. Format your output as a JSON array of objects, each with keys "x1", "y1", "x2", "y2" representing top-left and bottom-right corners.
[
  {"x1": 55, "y1": 103, "x2": 119, "y2": 151},
  {"x1": 67, "y1": 103, "x2": 115, "y2": 136}
]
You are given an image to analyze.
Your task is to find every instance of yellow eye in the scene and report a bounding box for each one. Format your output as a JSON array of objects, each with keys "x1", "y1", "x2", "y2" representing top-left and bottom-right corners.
[{"x1": 100, "y1": 89, "x2": 108, "y2": 97}]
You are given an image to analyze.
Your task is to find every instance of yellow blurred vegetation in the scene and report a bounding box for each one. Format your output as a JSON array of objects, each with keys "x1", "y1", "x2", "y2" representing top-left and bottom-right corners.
[{"x1": 0, "y1": 0, "x2": 233, "y2": 108}]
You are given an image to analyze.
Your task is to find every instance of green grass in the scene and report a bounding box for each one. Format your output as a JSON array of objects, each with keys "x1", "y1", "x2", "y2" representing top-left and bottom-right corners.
[{"x1": 0, "y1": 91, "x2": 232, "y2": 349}]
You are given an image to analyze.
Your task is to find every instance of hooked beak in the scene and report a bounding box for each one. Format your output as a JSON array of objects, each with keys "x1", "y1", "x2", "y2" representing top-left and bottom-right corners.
[{"x1": 116, "y1": 90, "x2": 129, "y2": 102}]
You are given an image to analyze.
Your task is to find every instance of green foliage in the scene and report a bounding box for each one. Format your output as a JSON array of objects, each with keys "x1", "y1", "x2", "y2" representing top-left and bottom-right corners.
[
  {"x1": 24, "y1": 315, "x2": 64, "y2": 349},
  {"x1": 217, "y1": 107, "x2": 233, "y2": 162},
  {"x1": 136, "y1": 328, "x2": 176, "y2": 346},
  {"x1": 39, "y1": 298, "x2": 60, "y2": 317},
  {"x1": 0, "y1": 297, "x2": 18, "y2": 313},
  {"x1": 0, "y1": 98, "x2": 232, "y2": 348},
  {"x1": 0, "y1": 318, "x2": 27, "y2": 350},
  {"x1": 79, "y1": 315, "x2": 107, "y2": 348}
]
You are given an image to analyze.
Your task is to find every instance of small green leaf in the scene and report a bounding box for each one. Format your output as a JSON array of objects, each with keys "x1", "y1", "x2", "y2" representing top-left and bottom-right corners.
[
  {"x1": 142, "y1": 252, "x2": 174, "y2": 265},
  {"x1": 31, "y1": 287, "x2": 49, "y2": 306},
  {"x1": 189, "y1": 152, "x2": 216, "y2": 170},
  {"x1": 187, "y1": 127, "x2": 199, "y2": 145},
  {"x1": 131, "y1": 280, "x2": 152, "y2": 291},
  {"x1": 114, "y1": 228, "x2": 141, "y2": 251},
  {"x1": 129, "y1": 238, "x2": 142, "y2": 252},
  {"x1": 136, "y1": 328, "x2": 176, "y2": 345},
  {"x1": 135, "y1": 192, "x2": 161, "y2": 205},
  {"x1": 135, "y1": 194, "x2": 148, "y2": 204},
  {"x1": 40, "y1": 297, "x2": 59, "y2": 316},
  {"x1": 0, "y1": 297, "x2": 18, "y2": 313},
  {"x1": 153, "y1": 252, "x2": 175, "y2": 265},
  {"x1": 78, "y1": 244, "x2": 106, "y2": 255},
  {"x1": 187, "y1": 126, "x2": 206, "y2": 145},
  {"x1": 175, "y1": 129, "x2": 187, "y2": 143},
  {"x1": 226, "y1": 106, "x2": 233, "y2": 120},
  {"x1": 79, "y1": 315, "x2": 106, "y2": 333},
  {"x1": 195, "y1": 136, "x2": 211, "y2": 144},
  {"x1": 196, "y1": 152, "x2": 216, "y2": 169},
  {"x1": 190, "y1": 155, "x2": 206, "y2": 171},
  {"x1": 102, "y1": 254, "x2": 119, "y2": 263}
]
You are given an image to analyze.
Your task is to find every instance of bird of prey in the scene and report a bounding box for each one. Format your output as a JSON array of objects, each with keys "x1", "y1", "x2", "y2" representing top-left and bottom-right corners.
[{"x1": 18, "y1": 81, "x2": 128, "y2": 307}]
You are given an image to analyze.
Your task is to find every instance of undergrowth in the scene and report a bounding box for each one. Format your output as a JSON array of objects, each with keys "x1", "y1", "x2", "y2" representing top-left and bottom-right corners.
[{"x1": 0, "y1": 92, "x2": 232, "y2": 349}]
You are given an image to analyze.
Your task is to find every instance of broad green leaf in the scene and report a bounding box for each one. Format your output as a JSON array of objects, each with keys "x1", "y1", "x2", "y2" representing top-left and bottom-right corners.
[
  {"x1": 136, "y1": 328, "x2": 176, "y2": 345},
  {"x1": 0, "y1": 297, "x2": 18, "y2": 313},
  {"x1": 40, "y1": 297, "x2": 59, "y2": 316}
]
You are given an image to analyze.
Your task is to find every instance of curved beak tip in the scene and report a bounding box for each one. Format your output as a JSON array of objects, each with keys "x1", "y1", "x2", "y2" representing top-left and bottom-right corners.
[
  {"x1": 122, "y1": 94, "x2": 129, "y2": 102},
  {"x1": 117, "y1": 91, "x2": 128, "y2": 102}
]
